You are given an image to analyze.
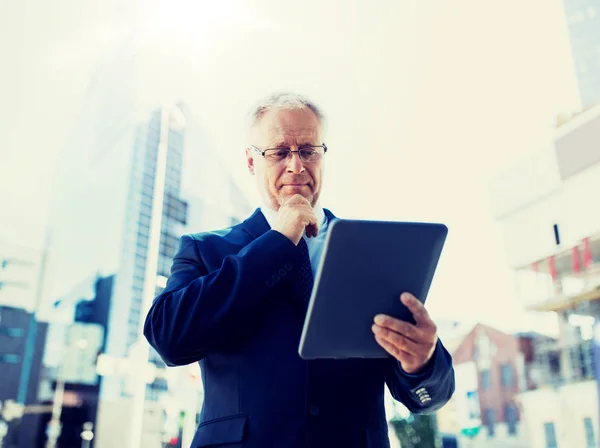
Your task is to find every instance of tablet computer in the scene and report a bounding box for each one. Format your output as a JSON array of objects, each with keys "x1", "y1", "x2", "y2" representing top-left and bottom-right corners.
[{"x1": 298, "y1": 218, "x2": 447, "y2": 360}]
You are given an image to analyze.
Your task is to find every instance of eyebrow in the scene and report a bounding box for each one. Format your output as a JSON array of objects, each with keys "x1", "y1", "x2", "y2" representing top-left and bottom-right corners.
[{"x1": 269, "y1": 141, "x2": 318, "y2": 148}]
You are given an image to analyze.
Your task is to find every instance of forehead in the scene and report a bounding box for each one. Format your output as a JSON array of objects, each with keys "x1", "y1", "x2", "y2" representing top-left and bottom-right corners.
[{"x1": 253, "y1": 108, "x2": 321, "y2": 146}]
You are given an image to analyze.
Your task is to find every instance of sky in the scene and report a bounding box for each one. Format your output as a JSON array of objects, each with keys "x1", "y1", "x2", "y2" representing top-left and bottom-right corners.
[{"x1": 0, "y1": 0, "x2": 581, "y2": 332}]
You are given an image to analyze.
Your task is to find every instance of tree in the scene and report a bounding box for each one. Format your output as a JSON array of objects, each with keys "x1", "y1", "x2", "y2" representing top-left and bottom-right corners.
[{"x1": 390, "y1": 413, "x2": 440, "y2": 448}]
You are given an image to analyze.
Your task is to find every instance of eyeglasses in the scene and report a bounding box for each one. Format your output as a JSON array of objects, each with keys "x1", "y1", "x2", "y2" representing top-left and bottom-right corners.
[{"x1": 250, "y1": 144, "x2": 327, "y2": 164}]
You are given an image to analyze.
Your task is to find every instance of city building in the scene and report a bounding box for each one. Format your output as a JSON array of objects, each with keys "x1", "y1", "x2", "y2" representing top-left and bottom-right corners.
[
  {"x1": 561, "y1": 0, "x2": 600, "y2": 109},
  {"x1": 490, "y1": 103, "x2": 600, "y2": 448},
  {"x1": 436, "y1": 323, "x2": 528, "y2": 448},
  {"x1": 44, "y1": 38, "x2": 252, "y2": 446},
  {"x1": 0, "y1": 240, "x2": 44, "y2": 312},
  {"x1": 46, "y1": 103, "x2": 252, "y2": 447},
  {"x1": 0, "y1": 306, "x2": 49, "y2": 447},
  {"x1": 34, "y1": 275, "x2": 114, "y2": 447}
]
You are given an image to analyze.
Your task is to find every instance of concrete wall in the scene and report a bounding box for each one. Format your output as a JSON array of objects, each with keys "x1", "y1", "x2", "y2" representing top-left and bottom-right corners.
[
  {"x1": 518, "y1": 380, "x2": 598, "y2": 448},
  {"x1": 490, "y1": 107, "x2": 600, "y2": 269}
]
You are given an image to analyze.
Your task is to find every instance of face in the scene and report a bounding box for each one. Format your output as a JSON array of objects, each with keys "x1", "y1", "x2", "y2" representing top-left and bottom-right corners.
[{"x1": 246, "y1": 108, "x2": 324, "y2": 210}]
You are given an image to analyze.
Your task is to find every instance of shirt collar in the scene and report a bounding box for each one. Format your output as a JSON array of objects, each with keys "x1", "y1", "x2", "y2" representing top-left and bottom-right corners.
[{"x1": 260, "y1": 203, "x2": 326, "y2": 230}]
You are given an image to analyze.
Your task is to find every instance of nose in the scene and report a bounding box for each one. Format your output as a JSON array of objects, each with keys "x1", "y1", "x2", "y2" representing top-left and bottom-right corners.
[{"x1": 286, "y1": 151, "x2": 305, "y2": 174}]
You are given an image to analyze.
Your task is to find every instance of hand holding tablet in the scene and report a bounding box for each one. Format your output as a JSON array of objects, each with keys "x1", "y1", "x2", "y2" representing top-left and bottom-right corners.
[
  {"x1": 372, "y1": 292, "x2": 439, "y2": 374},
  {"x1": 298, "y1": 218, "x2": 447, "y2": 360}
]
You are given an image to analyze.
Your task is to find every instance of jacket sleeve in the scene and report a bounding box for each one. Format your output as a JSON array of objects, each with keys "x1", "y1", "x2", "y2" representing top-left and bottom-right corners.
[
  {"x1": 144, "y1": 230, "x2": 301, "y2": 366},
  {"x1": 385, "y1": 339, "x2": 455, "y2": 414}
]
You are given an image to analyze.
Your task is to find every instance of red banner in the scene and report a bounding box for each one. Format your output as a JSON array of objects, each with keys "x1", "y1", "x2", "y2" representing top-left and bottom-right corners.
[
  {"x1": 583, "y1": 237, "x2": 593, "y2": 269},
  {"x1": 572, "y1": 246, "x2": 581, "y2": 274},
  {"x1": 548, "y1": 255, "x2": 557, "y2": 280}
]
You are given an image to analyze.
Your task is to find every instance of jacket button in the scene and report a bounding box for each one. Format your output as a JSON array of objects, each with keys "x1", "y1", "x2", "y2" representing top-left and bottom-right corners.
[
  {"x1": 279, "y1": 268, "x2": 287, "y2": 276},
  {"x1": 309, "y1": 404, "x2": 320, "y2": 416}
]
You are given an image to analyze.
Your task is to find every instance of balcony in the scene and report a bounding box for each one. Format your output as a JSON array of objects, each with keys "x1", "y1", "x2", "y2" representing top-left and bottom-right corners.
[
  {"x1": 525, "y1": 339, "x2": 594, "y2": 391},
  {"x1": 515, "y1": 234, "x2": 600, "y2": 314}
]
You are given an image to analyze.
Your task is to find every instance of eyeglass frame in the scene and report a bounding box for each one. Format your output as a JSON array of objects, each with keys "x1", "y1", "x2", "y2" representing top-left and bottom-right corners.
[{"x1": 249, "y1": 143, "x2": 328, "y2": 163}]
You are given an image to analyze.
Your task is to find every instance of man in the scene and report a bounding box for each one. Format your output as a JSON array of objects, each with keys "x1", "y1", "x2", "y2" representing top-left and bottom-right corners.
[{"x1": 144, "y1": 93, "x2": 455, "y2": 448}]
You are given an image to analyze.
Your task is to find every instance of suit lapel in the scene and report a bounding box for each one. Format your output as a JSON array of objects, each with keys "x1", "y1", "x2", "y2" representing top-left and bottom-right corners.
[{"x1": 240, "y1": 208, "x2": 271, "y2": 240}]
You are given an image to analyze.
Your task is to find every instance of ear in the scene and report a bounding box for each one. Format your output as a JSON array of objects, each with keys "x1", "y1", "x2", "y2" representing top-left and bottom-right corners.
[{"x1": 245, "y1": 148, "x2": 255, "y2": 175}]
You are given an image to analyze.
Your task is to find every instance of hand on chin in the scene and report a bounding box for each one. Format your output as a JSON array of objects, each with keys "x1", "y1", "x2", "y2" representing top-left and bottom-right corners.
[{"x1": 279, "y1": 189, "x2": 313, "y2": 206}]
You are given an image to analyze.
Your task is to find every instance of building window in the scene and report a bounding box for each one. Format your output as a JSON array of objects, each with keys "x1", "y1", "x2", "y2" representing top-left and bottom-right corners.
[
  {"x1": 137, "y1": 233, "x2": 149, "y2": 248},
  {"x1": 136, "y1": 244, "x2": 148, "y2": 259},
  {"x1": 140, "y1": 203, "x2": 152, "y2": 218},
  {"x1": 485, "y1": 409, "x2": 495, "y2": 437},
  {"x1": 135, "y1": 255, "x2": 146, "y2": 270},
  {"x1": 130, "y1": 299, "x2": 141, "y2": 313},
  {"x1": 143, "y1": 172, "x2": 155, "y2": 188},
  {"x1": 0, "y1": 354, "x2": 21, "y2": 363},
  {"x1": 505, "y1": 403, "x2": 518, "y2": 435},
  {"x1": 480, "y1": 369, "x2": 492, "y2": 390},
  {"x1": 501, "y1": 363, "x2": 513, "y2": 387},
  {"x1": 0, "y1": 327, "x2": 25, "y2": 337},
  {"x1": 141, "y1": 194, "x2": 153, "y2": 209},
  {"x1": 585, "y1": 417, "x2": 596, "y2": 448},
  {"x1": 544, "y1": 422, "x2": 558, "y2": 448}
]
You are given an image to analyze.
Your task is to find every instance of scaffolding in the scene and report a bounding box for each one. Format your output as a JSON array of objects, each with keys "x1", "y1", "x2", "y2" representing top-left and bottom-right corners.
[{"x1": 518, "y1": 234, "x2": 600, "y2": 391}]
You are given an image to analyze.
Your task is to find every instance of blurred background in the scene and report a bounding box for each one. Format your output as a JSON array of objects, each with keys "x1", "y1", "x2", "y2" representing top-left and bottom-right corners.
[{"x1": 1, "y1": 0, "x2": 599, "y2": 446}]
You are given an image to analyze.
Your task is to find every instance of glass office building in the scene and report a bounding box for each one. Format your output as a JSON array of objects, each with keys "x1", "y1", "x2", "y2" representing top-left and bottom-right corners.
[{"x1": 45, "y1": 39, "x2": 253, "y2": 446}]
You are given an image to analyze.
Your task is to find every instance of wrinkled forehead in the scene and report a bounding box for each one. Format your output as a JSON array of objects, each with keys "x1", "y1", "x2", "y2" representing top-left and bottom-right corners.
[{"x1": 253, "y1": 108, "x2": 322, "y2": 147}]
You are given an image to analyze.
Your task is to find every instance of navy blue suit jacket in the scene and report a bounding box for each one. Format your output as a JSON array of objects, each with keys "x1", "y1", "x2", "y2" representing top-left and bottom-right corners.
[{"x1": 144, "y1": 209, "x2": 455, "y2": 448}]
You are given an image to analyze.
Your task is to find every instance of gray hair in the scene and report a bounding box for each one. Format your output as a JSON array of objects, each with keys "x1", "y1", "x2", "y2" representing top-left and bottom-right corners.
[{"x1": 247, "y1": 92, "x2": 326, "y2": 133}]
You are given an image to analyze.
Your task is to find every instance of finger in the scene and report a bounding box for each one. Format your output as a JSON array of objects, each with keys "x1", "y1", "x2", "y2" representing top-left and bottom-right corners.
[
  {"x1": 304, "y1": 211, "x2": 319, "y2": 236},
  {"x1": 372, "y1": 325, "x2": 420, "y2": 355},
  {"x1": 375, "y1": 334, "x2": 415, "y2": 362},
  {"x1": 373, "y1": 315, "x2": 427, "y2": 343},
  {"x1": 401, "y1": 293, "x2": 435, "y2": 328},
  {"x1": 306, "y1": 223, "x2": 319, "y2": 238}
]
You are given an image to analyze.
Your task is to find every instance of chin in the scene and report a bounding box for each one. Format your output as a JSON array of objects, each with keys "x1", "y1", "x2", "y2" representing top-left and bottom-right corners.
[{"x1": 277, "y1": 191, "x2": 314, "y2": 205}]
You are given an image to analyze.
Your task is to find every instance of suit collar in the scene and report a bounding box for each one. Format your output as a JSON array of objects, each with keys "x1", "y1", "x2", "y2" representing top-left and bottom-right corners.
[
  {"x1": 323, "y1": 208, "x2": 336, "y2": 222},
  {"x1": 241, "y1": 208, "x2": 271, "y2": 240},
  {"x1": 241, "y1": 207, "x2": 337, "y2": 240}
]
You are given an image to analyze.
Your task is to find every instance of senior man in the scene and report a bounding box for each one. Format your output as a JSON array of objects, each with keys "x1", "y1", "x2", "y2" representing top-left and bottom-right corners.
[{"x1": 144, "y1": 92, "x2": 455, "y2": 448}]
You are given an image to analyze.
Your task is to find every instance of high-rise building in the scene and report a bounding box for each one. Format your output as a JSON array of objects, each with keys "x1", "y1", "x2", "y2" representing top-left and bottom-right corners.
[
  {"x1": 45, "y1": 38, "x2": 253, "y2": 447},
  {"x1": 562, "y1": 0, "x2": 600, "y2": 108}
]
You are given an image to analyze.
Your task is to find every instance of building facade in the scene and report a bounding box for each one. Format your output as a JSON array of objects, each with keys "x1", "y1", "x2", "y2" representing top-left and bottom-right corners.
[
  {"x1": 0, "y1": 240, "x2": 44, "y2": 312},
  {"x1": 562, "y1": 0, "x2": 600, "y2": 109},
  {"x1": 436, "y1": 323, "x2": 528, "y2": 447},
  {"x1": 48, "y1": 97, "x2": 252, "y2": 448},
  {"x1": 490, "y1": 104, "x2": 600, "y2": 448},
  {"x1": 47, "y1": 102, "x2": 252, "y2": 447},
  {"x1": 0, "y1": 306, "x2": 48, "y2": 447}
]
